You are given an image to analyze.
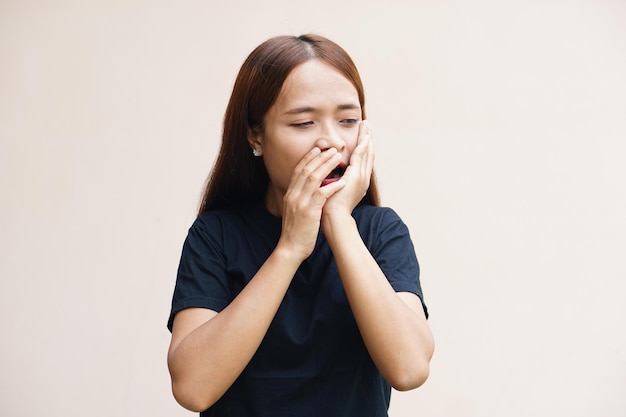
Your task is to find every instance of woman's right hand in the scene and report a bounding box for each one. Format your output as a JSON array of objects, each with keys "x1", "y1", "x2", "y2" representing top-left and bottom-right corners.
[{"x1": 276, "y1": 147, "x2": 346, "y2": 261}]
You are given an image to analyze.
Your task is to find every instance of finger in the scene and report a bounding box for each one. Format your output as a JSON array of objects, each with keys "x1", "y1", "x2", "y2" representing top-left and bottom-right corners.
[
  {"x1": 356, "y1": 120, "x2": 374, "y2": 177},
  {"x1": 290, "y1": 148, "x2": 342, "y2": 193},
  {"x1": 349, "y1": 131, "x2": 369, "y2": 171},
  {"x1": 311, "y1": 176, "x2": 346, "y2": 203},
  {"x1": 359, "y1": 119, "x2": 371, "y2": 143},
  {"x1": 291, "y1": 146, "x2": 322, "y2": 180},
  {"x1": 363, "y1": 130, "x2": 374, "y2": 178},
  {"x1": 300, "y1": 150, "x2": 343, "y2": 193},
  {"x1": 285, "y1": 154, "x2": 346, "y2": 216}
]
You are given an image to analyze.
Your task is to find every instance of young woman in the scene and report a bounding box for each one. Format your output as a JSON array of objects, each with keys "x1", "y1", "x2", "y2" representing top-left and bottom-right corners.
[{"x1": 167, "y1": 34, "x2": 434, "y2": 416}]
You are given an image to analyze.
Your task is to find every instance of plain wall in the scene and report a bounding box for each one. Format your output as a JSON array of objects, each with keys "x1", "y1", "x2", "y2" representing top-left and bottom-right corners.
[{"x1": 1, "y1": 1, "x2": 625, "y2": 416}]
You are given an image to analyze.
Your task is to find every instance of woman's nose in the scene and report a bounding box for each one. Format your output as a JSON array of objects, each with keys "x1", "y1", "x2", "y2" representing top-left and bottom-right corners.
[{"x1": 316, "y1": 123, "x2": 346, "y2": 151}]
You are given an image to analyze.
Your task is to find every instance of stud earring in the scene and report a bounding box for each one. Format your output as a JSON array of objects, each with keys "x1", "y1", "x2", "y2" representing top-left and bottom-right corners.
[{"x1": 252, "y1": 148, "x2": 262, "y2": 157}]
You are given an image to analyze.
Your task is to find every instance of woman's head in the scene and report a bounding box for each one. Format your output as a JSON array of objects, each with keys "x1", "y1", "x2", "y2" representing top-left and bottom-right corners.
[{"x1": 199, "y1": 34, "x2": 380, "y2": 213}]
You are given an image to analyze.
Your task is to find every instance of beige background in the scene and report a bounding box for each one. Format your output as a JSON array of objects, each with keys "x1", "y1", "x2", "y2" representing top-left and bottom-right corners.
[{"x1": 1, "y1": 1, "x2": 625, "y2": 416}]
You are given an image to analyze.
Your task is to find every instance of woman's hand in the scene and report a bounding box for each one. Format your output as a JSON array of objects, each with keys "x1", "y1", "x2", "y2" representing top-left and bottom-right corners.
[
  {"x1": 277, "y1": 147, "x2": 347, "y2": 262},
  {"x1": 322, "y1": 121, "x2": 374, "y2": 221}
]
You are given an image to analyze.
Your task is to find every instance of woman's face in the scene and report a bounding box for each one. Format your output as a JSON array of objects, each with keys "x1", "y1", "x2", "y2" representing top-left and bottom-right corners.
[{"x1": 249, "y1": 59, "x2": 362, "y2": 213}]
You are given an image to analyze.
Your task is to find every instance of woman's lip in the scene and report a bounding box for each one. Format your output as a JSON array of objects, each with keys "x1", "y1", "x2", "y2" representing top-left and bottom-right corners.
[
  {"x1": 321, "y1": 177, "x2": 341, "y2": 187},
  {"x1": 320, "y1": 161, "x2": 348, "y2": 187}
]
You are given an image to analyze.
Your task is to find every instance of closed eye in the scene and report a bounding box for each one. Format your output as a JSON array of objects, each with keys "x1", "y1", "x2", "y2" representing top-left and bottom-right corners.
[{"x1": 290, "y1": 121, "x2": 314, "y2": 128}]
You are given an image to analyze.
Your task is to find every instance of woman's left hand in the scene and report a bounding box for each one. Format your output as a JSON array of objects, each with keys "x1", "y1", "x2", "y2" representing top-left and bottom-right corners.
[{"x1": 322, "y1": 120, "x2": 374, "y2": 219}]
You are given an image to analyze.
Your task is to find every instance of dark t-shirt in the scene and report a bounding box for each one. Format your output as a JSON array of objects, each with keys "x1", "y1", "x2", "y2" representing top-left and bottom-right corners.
[{"x1": 168, "y1": 202, "x2": 427, "y2": 417}]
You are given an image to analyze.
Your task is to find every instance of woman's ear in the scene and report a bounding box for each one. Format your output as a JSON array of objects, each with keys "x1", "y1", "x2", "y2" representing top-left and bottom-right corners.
[{"x1": 247, "y1": 127, "x2": 263, "y2": 157}]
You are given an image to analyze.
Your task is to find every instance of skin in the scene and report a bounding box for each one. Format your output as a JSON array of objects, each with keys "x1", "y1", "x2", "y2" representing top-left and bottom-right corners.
[{"x1": 167, "y1": 59, "x2": 434, "y2": 412}]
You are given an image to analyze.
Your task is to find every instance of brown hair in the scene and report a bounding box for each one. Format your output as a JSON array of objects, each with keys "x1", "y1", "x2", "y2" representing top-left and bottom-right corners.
[{"x1": 198, "y1": 34, "x2": 380, "y2": 213}]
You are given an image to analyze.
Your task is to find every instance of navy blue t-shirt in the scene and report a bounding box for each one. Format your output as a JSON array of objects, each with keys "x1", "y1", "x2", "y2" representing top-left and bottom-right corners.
[{"x1": 168, "y1": 202, "x2": 427, "y2": 417}]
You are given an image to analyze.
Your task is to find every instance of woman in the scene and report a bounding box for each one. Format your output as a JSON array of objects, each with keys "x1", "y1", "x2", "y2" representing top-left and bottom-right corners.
[{"x1": 167, "y1": 34, "x2": 434, "y2": 416}]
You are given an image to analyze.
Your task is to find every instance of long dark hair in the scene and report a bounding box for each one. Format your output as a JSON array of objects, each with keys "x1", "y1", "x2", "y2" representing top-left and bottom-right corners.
[{"x1": 198, "y1": 34, "x2": 380, "y2": 214}]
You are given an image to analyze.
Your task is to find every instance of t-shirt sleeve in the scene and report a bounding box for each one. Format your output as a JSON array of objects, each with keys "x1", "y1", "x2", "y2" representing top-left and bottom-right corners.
[
  {"x1": 367, "y1": 207, "x2": 429, "y2": 318},
  {"x1": 167, "y1": 214, "x2": 232, "y2": 332}
]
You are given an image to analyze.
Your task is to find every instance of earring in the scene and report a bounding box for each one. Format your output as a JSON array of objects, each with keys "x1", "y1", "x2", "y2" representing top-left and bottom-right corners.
[{"x1": 252, "y1": 148, "x2": 262, "y2": 157}]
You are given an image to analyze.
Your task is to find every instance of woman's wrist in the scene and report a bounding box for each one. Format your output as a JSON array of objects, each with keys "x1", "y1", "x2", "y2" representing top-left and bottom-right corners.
[
  {"x1": 321, "y1": 211, "x2": 357, "y2": 245},
  {"x1": 273, "y1": 239, "x2": 310, "y2": 266}
]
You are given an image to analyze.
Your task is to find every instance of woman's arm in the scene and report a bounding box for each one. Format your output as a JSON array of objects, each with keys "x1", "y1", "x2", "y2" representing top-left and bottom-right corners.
[
  {"x1": 322, "y1": 213, "x2": 434, "y2": 390},
  {"x1": 167, "y1": 246, "x2": 302, "y2": 412}
]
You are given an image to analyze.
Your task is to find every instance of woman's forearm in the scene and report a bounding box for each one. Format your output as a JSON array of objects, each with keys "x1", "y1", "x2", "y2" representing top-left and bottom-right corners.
[
  {"x1": 322, "y1": 213, "x2": 434, "y2": 390},
  {"x1": 167, "y1": 246, "x2": 302, "y2": 412}
]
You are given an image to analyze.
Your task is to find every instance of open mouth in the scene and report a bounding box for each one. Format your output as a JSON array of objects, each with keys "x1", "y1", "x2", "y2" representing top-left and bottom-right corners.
[{"x1": 321, "y1": 162, "x2": 347, "y2": 187}]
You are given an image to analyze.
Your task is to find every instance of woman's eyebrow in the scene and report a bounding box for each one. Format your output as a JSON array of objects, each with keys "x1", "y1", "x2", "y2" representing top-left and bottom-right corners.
[
  {"x1": 337, "y1": 103, "x2": 360, "y2": 110},
  {"x1": 285, "y1": 106, "x2": 316, "y2": 115},
  {"x1": 284, "y1": 103, "x2": 360, "y2": 115}
]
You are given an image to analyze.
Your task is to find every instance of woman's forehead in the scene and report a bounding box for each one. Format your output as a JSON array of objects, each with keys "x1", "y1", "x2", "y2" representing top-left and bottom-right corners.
[{"x1": 274, "y1": 60, "x2": 360, "y2": 113}]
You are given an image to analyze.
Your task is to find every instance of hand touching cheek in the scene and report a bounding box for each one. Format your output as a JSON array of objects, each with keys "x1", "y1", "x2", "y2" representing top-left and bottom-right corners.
[{"x1": 322, "y1": 120, "x2": 374, "y2": 218}]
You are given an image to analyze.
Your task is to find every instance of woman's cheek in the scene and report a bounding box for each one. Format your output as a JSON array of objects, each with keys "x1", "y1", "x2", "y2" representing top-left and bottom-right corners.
[{"x1": 346, "y1": 132, "x2": 359, "y2": 152}]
